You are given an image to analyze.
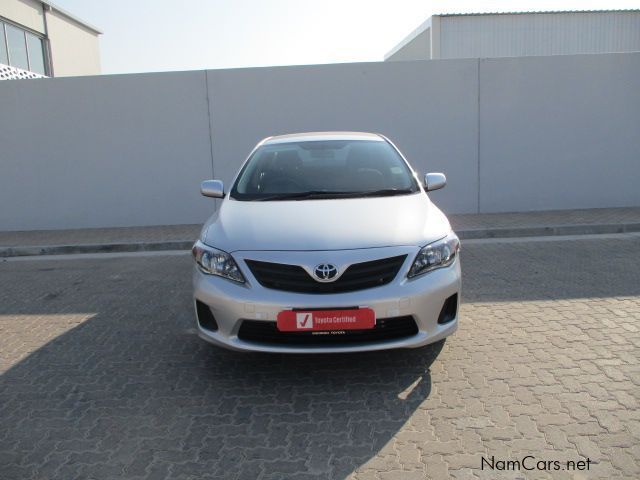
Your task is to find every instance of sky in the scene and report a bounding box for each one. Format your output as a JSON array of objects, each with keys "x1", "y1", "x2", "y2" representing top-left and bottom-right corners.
[{"x1": 53, "y1": 0, "x2": 640, "y2": 74}]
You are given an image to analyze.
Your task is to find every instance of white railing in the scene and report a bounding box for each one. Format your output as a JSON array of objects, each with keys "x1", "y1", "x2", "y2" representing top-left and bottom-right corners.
[{"x1": 0, "y1": 63, "x2": 47, "y2": 80}]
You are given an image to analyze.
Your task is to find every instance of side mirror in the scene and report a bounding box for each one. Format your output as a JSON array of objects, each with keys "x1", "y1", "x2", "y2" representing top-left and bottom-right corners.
[
  {"x1": 201, "y1": 180, "x2": 225, "y2": 198},
  {"x1": 424, "y1": 173, "x2": 446, "y2": 192}
]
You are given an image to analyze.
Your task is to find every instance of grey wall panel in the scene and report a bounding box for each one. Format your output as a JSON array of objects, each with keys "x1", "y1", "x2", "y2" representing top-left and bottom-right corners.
[
  {"x1": 1, "y1": 53, "x2": 638, "y2": 231},
  {"x1": 0, "y1": 71, "x2": 214, "y2": 230},
  {"x1": 479, "y1": 53, "x2": 640, "y2": 212},
  {"x1": 206, "y1": 60, "x2": 479, "y2": 215}
]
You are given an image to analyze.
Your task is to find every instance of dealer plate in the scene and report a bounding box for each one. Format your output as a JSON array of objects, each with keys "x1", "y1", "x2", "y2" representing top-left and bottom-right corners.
[{"x1": 276, "y1": 308, "x2": 376, "y2": 332}]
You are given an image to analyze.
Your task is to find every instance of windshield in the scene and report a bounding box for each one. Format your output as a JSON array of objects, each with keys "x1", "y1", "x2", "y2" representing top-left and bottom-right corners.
[{"x1": 230, "y1": 139, "x2": 420, "y2": 201}]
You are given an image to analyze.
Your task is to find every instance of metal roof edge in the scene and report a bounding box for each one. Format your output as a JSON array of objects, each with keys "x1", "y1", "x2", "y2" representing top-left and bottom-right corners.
[
  {"x1": 40, "y1": 0, "x2": 102, "y2": 35},
  {"x1": 434, "y1": 9, "x2": 640, "y2": 17}
]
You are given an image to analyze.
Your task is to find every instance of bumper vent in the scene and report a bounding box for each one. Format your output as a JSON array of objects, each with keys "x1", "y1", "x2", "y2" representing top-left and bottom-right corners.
[
  {"x1": 237, "y1": 316, "x2": 418, "y2": 346},
  {"x1": 244, "y1": 255, "x2": 407, "y2": 294},
  {"x1": 196, "y1": 300, "x2": 218, "y2": 331},
  {"x1": 437, "y1": 294, "x2": 458, "y2": 324}
]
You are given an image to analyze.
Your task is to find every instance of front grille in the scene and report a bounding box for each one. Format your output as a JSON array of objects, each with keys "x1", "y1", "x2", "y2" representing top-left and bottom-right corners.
[
  {"x1": 237, "y1": 316, "x2": 418, "y2": 346},
  {"x1": 244, "y1": 255, "x2": 407, "y2": 294}
]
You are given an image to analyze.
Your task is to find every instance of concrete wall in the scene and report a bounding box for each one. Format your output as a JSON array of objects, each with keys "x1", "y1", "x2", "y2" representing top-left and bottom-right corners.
[
  {"x1": 479, "y1": 53, "x2": 640, "y2": 212},
  {"x1": 207, "y1": 60, "x2": 478, "y2": 215},
  {"x1": 0, "y1": 71, "x2": 213, "y2": 230},
  {"x1": 0, "y1": 52, "x2": 639, "y2": 231},
  {"x1": 45, "y1": 9, "x2": 101, "y2": 77}
]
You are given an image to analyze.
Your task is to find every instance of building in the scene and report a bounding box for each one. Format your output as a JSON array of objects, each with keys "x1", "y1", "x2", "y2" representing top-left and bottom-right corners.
[
  {"x1": 385, "y1": 10, "x2": 640, "y2": 61},
  {"x1": 0, "y1": 0, "x2": 101, "y2": 79}
]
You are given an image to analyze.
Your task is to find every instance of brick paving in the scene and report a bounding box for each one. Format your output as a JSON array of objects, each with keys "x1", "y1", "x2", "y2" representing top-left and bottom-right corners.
[
  {"x1": 0, "y1": 224, "x2": 202, "y2": 248},
  {"x1": 1, "y1": 207, "x2": 639, "y2": 249},
  {"x1": 448, "y1": 206, "x2": 640, "y2": 231},
  {"x1": 0, "y1": 235, "x2": 639, "y2": 479}
]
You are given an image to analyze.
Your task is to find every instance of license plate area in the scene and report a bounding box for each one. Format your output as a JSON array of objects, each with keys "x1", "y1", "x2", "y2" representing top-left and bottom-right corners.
[{"x1": 276, "y1": 308, "x2": 376, "y2": 332}]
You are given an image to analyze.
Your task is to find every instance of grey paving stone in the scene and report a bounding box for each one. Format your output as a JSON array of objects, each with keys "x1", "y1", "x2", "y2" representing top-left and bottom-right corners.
[
  {"x1": 2, "y1": 207, "x2": 640, "y2": 257},
  {"x1": 0, "y1": 235, "x2": 639, "y2": 479}
]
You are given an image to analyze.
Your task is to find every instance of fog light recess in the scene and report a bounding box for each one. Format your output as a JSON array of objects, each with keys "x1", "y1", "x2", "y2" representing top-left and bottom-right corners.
[
  {"x1": 437, "y1": 293, "x2": 458, "y2": 324},
  {"x1": 196, "y1": 300, "x2": 219, "y2": 331}
]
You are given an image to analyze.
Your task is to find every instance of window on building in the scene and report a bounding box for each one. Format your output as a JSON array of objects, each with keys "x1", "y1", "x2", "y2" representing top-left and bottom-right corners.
[
  {"x1": 0, "y1": 24, "x2": 8, "y2": 65},
  {"x1": 26, "y1": 33, "x2": 45, "y2": 75},
  {"x1": 0, "y1": 20, "x2": 48, "y2": 75},
  {"x1": 5, "y1": 23, "x2": 29, "y2": 71}
]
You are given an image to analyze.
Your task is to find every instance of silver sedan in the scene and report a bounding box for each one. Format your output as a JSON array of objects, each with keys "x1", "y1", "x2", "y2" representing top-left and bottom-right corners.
[{"x1": 192, "y1": 132, "x2": 460, "y2": 353}]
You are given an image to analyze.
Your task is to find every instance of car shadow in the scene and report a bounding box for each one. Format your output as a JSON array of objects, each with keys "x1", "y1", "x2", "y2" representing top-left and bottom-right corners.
[{"x1": 0, "y1": 254, "x2": 443, "y2": 480}]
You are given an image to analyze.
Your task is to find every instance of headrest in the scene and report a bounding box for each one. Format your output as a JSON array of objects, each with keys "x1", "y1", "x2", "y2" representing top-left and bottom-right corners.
[
  {"x1": 273, "y1": 150, "x2": 303, "y2": 171},
  {"x1": 346, "y1": 143, "x2": 385, "y2": 170}
]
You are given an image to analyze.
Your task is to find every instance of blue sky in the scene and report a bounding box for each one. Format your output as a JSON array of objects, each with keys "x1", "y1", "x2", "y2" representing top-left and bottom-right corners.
[{"x1": 54, "y1": 0, "x2": 640, "y2": 74}]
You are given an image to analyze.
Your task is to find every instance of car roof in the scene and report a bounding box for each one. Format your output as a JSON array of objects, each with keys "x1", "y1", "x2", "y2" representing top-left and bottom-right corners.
[{"x1": 262, "y1": 132, "x2": 385, "y2": 145}]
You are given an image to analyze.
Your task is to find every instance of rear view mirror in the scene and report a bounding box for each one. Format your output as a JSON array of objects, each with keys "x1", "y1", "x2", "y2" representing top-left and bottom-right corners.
[
  {"x1": 201, "y1": 180, "x2": 225, "y2": 198},
  {"x1": 424, "y1": 173, "x2": 446, "y2": 192}
]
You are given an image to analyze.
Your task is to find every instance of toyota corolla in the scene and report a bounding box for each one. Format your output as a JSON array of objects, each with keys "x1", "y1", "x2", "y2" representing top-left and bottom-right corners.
[{"x1": 192, "y1": 132, "x2": 461, "y2": 353}]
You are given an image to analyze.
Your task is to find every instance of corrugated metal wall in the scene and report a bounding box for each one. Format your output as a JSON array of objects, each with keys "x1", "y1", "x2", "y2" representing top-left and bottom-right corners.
[{"x1": 440, "y1": 12, "x2": 640, "y2": 59}]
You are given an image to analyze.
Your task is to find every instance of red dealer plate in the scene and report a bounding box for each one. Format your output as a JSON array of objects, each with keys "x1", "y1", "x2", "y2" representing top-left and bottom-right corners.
[{"x1": 277, "y1": 308, "x2": 376, "y2": 332}]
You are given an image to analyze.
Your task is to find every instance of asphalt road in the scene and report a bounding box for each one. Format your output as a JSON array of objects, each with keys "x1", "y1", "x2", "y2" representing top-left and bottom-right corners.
[{"x1": 1, "y1": 234, "x2": 639, "y2": 479}]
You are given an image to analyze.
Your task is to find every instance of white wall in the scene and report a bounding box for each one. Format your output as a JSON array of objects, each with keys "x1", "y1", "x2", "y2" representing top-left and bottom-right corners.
[
  {"x1": 46, "y1": 9, "x2": 101, "y2": 77},
  {"x1": 0, "y1": 0, "x2": 45, "y2": 34},
  {"x1": 0, "y1": 53, "x2": 639, "y2": 231}
]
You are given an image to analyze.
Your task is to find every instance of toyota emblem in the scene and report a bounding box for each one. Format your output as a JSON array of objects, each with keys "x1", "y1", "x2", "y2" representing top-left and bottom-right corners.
[{"x1": 313, "y1": 263, "x2": 338, "y2": 282}]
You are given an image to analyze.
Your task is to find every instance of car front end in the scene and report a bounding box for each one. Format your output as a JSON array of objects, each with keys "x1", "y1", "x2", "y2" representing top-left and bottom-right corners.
[{"x1": 192, "y1": 132, "x2": 461, "y2": 353}]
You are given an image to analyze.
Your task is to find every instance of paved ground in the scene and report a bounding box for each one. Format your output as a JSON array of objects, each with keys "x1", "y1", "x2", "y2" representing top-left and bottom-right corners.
[
  {"x1": 1, "y1": 207, "x2": 639, "y2": 249},
  {"x1": 0, "y1": 235, "x2": 639, "y2": 479},
  {"x1": 448, "y1": 206, "x2": 640, "y2": 231},
  {"x1": 0, "y1": 224, "x2": 201, "y2": 248}
]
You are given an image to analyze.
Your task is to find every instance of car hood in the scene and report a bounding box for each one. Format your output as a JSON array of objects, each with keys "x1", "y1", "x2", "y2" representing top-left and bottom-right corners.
[{"x1": 201, "y1": 193, "x2": 451, "y2": 252}]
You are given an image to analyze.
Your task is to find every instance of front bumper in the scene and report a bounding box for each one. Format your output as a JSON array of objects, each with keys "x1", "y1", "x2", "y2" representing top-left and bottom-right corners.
[{"x1": 192, "y1": 247, "x2": 461, "y2": 353}]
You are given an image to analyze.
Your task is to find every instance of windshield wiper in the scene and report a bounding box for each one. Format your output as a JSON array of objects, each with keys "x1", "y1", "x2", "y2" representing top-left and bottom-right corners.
[
  {"x1": 254, "y1": 188, "x2": 416, "y2": 201},
  {"x1": 255, "y1": 190, "x2": 362, "y2": 201},
  {"x1": 357, "y1": 188, "x2": 415, "y2": 197}
]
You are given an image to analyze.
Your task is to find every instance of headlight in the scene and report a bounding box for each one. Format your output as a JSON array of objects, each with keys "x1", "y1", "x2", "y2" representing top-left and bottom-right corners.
[
  {"x1": 408, "y1": 233, "x2": 460, "y2": 278},
  {"x1": 192, "y1": 241, "x2": 245, "y2": 283}
]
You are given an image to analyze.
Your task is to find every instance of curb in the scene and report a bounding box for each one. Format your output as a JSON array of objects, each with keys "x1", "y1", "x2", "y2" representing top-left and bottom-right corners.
[
  {"x1": 0, "y1": 241, "x2": 194, "y2": 258},
  {"x1": 1, "y1": 223, "x2": 639, "y2": 258},
  {"x1": 456, "y1": 222, "x2": 640, "y2": 240}
]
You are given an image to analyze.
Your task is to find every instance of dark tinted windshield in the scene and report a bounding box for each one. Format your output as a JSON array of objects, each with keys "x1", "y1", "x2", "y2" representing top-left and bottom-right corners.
[{"x1": 230, "y1": 140, "x2": 419, "y2": 201}]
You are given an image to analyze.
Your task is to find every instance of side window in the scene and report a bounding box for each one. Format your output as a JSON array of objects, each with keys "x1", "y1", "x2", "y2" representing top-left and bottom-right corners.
[
  {"x1": 26, "y1": 33, "x2": 46, "y2": 75},
  {"x1": 0, "y1": 23, "x2": 8, "y2": 65},
  {"x1": 5, "y1": 23, "x2": 29, "y2": 71},
  {"x1": 0, "y1": 21, "x2": 47, "y2": 75}
]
